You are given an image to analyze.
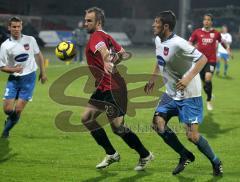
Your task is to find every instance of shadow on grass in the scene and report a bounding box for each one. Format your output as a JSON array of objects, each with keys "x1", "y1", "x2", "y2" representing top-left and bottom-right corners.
[
  {"x1": 174, "y1": 175, "x2": 195, "y2": 182},
  {"x1": 0, "y1": 138, "x2": 17, "y2": 163},
  {"x1": 216, "y1": 75, "x2": 234, "y2": 80},
  {"x1": 81, "y1": 170, "x2": 118, "y2": 182},
  {"x1": 21, "y1": 134, "x2": 67, "y2": 140},
  {"x1": 118, "y1": 171, "x2": 153, "y2": 182},
  {"x1": 199, "y1": 113, "x2": 237, "y2": 138},
  {"x1": 205, "y1": 176, "x2": 223, "y2": 182}
]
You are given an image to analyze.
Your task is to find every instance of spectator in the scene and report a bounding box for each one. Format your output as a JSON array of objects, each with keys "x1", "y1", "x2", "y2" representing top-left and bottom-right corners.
[{"x1": 72, "y1": 21, "x2": 87, "y2": 63}]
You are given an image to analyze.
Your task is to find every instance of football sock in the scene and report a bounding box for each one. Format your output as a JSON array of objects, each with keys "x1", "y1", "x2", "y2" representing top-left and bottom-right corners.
[
  {"x1": 195, "y1": 135, "x2": 220, "y2": 165},
  {"x1": 158, "y1": 127, "x2": 191, "y2": 158},
  {"x1": 120, "y1": 129, "x2": 150, "y2": 158},
  {"x1": 3, "y1": 111, "x2": 20, "y2": 134},
  {"x1": 90, "y1": 128, "x2": 116, "y2": 155},
  {"x1": 224, "y1": 63, "x2": 228, "y2": 75},
  {"x1": 204, "y1": 81, "x2": 212, "y2": 101}
]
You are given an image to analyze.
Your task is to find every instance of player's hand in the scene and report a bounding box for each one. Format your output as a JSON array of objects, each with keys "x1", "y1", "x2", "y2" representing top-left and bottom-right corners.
[
  {"x1": 104, "y1": 62, "x2": 114, "y2": 74},
  {"x1": 111, "y1": 52, "x2": 132, "y2": 65},
  {"x1": 144, "y1": 81, "x2": 155, "y2": 94},
  {"x1": 110, "y1": 53, "x2": 120, "y2": 64},
  {"x1": 14, "y1": 65, "x2": 23, "y2": 73},
  {"x1": 39, "y1": 72, "x2": 47, "y2": 84},
  {"x1": 176, "y1": 77, "x2": 190, "y2": 91}
]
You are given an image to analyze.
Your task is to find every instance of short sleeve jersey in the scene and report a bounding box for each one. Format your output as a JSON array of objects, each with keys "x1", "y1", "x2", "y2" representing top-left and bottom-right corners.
[
  {"x1": 189, "y1": 28, "x2": 221, "y2": 63},
  {"x1": 155, "y1": 34, "x2": 203, "y2": 100},
  {"x1": 218, "y1": 32, "x2": 232, "y2": 54},
  {"x1": 0, "y1": 34, "x2": 39, "y2": 76},
  {"x1": 85, "y1": 30, "x2": 123, "y2": 91}
]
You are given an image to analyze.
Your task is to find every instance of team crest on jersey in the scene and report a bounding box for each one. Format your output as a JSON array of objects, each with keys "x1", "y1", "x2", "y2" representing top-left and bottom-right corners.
[
  {"x1": 24, "y1": 44, "x2": 30, "y2": 50},
  {"x1": 210, "y1": 33, "x2": 215, "y2": 38},
  {"x1": 163, "y1": 47, "x2": 169, "y2": 56}
]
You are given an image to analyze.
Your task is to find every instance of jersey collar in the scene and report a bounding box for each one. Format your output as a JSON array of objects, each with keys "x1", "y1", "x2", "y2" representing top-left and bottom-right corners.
[
  {"x1": 96, "y1": 30, "x2": 107, "y2": 34},
  {"x1": 202, "y1": 27, "x2": 213, "y2": 32},
  {"x1": 9, "y1": 34, "x2": 23, "y2": 41},
  {"x1": 161, "y1": 33, "x2": 175, "y2": 42}
]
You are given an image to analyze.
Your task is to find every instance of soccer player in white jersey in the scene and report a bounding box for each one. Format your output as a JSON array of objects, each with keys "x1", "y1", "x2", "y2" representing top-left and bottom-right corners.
[
  {"x1": 0, "y1": 17, "x2": 47, "y2": 138},
  {"x1": 145, "y1": 11, "x2": 223, "y2": 176},
  {"x1": 216, "y1": 25, "x2": 232, "y2": 76}
]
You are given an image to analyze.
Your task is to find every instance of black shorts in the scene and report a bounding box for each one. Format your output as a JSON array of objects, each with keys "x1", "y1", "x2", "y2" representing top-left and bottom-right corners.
[
  {"x1": 200, "y1": 62, "x2": 216, "y2": 81},
  {"x1": 88, "y1": 89, "x2": 127, "y2": 118}
]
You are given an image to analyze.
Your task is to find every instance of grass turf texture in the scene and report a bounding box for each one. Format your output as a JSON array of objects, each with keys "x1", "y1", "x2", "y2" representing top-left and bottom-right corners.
[{"x1": 0, "y1": 47, "x2": 240, "y2": 181}]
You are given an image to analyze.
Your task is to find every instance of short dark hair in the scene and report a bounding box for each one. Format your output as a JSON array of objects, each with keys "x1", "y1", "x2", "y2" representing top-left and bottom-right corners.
[
  {"x1": 8, "y1": 16, "x2": 22, "y2": 26},
  {"x1": 86, "y1": 7, "x2": 105, "y2": 26},
  {"x1": 157, "y1": 10, "x2": 176, "y2": 31},
  {"x1": 203, "y1": 13, "x2": 213, "y2": 21}
]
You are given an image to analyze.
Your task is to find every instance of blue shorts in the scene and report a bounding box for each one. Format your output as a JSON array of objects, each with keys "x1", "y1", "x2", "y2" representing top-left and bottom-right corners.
[
  {"x1": 3, "y1": 72, "x2": 36, "y2": 101},
  {"x1": 155, "y1": 93, "x2": 203, "y2": 124},
  {"x1": 218, "y1": 53, "x2": 229, "y2": 61}
]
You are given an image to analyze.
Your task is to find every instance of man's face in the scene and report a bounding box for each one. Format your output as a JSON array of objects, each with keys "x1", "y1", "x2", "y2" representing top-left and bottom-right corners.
[
  {"x1": 152, "y1": 17, "x2": 165, "y2": 39},
  {"x1": 8, "y1": 21, "x2": 22, "y2": 39},
  {"x1": 203, "y1": 15, "x2": 213, "y2": 29},
  {"x1": 84, "y1": 12, "x2": 98, "y2": 34}
]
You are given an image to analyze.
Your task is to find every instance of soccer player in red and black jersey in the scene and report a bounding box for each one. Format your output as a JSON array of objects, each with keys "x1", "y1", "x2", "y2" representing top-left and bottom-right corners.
[
  {"x1": 82, "y1": 7, "x2": 153, "y2": 171},
  {"x1": 189, "y1": 13, "x2": 229, "y2": 111}
]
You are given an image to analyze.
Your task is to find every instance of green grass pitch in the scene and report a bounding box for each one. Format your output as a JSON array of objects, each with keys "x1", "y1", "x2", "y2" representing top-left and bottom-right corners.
[{"x1": 0, "y1": 47, "x2": 240, "y2": 181}]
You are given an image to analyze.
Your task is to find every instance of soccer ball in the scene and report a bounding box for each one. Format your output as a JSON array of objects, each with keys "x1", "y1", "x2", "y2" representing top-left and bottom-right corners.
[{"x1": 55, "y1": 41, "x2": 76, "y2": 61}]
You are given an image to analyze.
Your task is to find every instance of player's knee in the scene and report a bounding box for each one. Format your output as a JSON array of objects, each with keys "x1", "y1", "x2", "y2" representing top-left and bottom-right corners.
[
  {"x1": 186, "y1": 132, "x2": 199, "y2": 143},
  {"x1": 152, "y1": 116, "x2": 165, "y2": 133},
  {"x1": 205, "y1": 73, "x2": 212, "y2": 81},
  {"x1": 81, "y1": 114, "x2": 91, "y2": 125},
  {"x1": 112, "y1": 125, "x2": 129, "y2": 137}
]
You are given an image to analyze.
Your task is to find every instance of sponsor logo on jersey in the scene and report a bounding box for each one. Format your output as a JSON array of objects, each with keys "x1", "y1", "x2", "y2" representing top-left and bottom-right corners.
[
  {"x1": 210, "y1": 33, "x2": 215, "y2": 38},
  {"x1": 157, "y1": 55, "x2": 166, "y2": 66},
  {"x1": 15, "y1": 53, "x2": 29, "y2": 62},
  {"x1": 202, "y1": 38, "x2": 213, "y2": 44},
  {"x1": 24, "y1": 44, "x2": 30, "y2": 50},
  {"x1": 163, "y1": 47, "x2": 169, "y2": 56}
]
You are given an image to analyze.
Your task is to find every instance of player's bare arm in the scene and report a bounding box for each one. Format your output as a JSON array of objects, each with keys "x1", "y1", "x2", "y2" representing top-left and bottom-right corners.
[
  {"x1": 98, "y1": 45, "x2": 114, "y2": 74},
  {"x1": 145, "y1": 62, "x2": 160, "y2": 94},
  {"x1": 0, "y1": 65, "x2": 23, "y2": 74},
  {"x1": 35, "y1": 51, "x2": 47, "y2": 84},
  {"x1": 176, "y1": 55, "x2": 207, "y2": 90}
]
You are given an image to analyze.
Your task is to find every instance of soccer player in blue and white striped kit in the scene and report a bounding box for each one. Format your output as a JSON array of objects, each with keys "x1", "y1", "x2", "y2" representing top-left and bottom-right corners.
[
  {"x1": 145, "y1": 11, "x2": 223, "y2": 176},
  {"x1": 0, "y1": 17, "x2": 47, "y2": 138}
]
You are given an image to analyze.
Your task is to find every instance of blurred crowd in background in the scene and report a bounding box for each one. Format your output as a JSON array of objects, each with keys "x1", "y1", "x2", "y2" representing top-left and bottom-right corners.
[{"x1": 1, "y1": 1, "x2": 240, "y2": 48}]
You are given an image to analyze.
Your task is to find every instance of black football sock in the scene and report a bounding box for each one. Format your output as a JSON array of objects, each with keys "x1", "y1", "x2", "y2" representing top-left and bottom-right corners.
[
  {"x1": 158, "y1": 127, "x2": 191, "y2": 158},
  {"x1": 195, "y1": 135, "x2": 220, "y2": 165},
  {"x1": 204, "y1": 81, "x2": 212, "y2": 101},
  {"x1": 120, "y1": 130, "x2": 150, "y2": 158},
  {"x1": 3, "y1": 111, "x2": 20, "y2": 134},
  {"x1": 113, "y1": 126, "x2": 149, "y2": 158},
  {"x1": 90, "y1": 128, "x2": 116, "y2": 155}
]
